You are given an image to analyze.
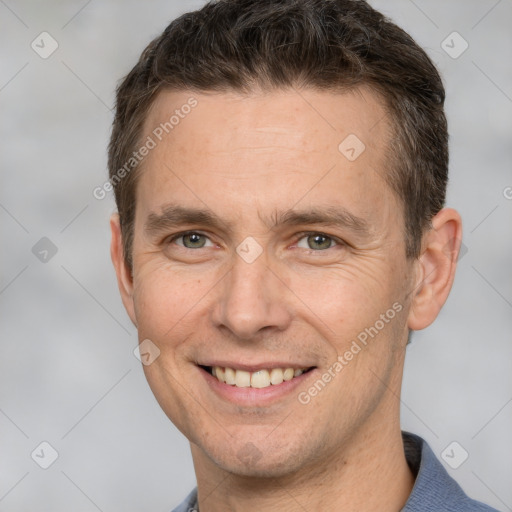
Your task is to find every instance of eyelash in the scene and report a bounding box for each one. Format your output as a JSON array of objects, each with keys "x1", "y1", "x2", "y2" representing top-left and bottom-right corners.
[{"x1": 166, "y1": 230, "x2": 344, "y2": 252}]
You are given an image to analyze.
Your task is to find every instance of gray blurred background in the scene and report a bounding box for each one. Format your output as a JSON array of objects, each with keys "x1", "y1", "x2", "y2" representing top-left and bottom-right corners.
[{"x1": 1, "y1": 1, "x2": 511, "y2": 510}]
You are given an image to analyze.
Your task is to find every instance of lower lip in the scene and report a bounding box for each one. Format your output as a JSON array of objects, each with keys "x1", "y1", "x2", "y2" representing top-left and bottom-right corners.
[{"x1": 199, "y1": 367, "x2": 316, "y2": 406}]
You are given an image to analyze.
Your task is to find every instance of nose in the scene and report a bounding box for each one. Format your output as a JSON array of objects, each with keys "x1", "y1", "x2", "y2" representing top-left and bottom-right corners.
[{"x1": 212, "y1": 251, "x2": 293, "y2": 341}]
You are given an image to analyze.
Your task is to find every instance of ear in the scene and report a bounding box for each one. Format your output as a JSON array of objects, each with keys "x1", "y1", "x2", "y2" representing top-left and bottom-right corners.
[
  {"x1": 407, "y1": 208, "x2": 463, "y2": 331},
  {"x1": 110, "y1": 213, "x2": 137, "y2": 326}
]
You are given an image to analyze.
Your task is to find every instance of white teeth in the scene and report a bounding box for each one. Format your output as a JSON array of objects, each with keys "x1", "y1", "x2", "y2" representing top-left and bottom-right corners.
[
  {"x1": 251, "y1": 370, "x2": 270, "y2": 388},
  {"x1": 214, "y1": 367, "x2": 225, "y2": 383},
  {"x1": 283, "y1": 368, "x2": 294, "y2": 381},
  {"x1": 270, "y1": 368, "x2": 284, "y2": 385},
  {"x1": 235, "y1": 370, "x2": 251, "y2": 388},
  {"x1": 224, "y1": 367, "x2": 236, "y2": 385},
  {"x1": 211, "y1": 366, "x2": 309, "y2": 389}
]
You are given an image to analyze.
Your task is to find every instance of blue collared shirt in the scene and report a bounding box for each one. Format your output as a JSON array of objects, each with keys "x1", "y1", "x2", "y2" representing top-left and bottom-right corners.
[{"x1": 172, "y1": 431, "x2": 498, "y2": 511}]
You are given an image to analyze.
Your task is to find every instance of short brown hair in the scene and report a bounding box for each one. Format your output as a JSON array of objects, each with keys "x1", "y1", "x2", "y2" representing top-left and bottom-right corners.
[{"x1": 108, "y1": 0, "x2": 448, "y2": 271}]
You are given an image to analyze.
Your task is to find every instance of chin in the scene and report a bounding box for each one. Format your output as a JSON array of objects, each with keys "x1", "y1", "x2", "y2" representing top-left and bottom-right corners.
[
  {"x1": 200, "y1": 436, "x2": 312, "y2": 479},
  {"x1": 214, "y1": 456, "x2": 302, "y2": 479}
]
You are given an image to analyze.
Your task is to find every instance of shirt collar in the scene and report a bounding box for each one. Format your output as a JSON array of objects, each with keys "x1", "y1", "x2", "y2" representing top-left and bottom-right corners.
[
  {"x1": 173, "y1": 431, "x2": 491, "y2": 512},
  {"x1": 400, "y1": 431, "x2": 489, "y2": 511}
]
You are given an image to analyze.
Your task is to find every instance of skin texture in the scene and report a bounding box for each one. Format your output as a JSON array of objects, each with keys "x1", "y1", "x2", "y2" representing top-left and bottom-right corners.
[{"x1": 111, "y1": 87, "x2": 462, "y2": 511}]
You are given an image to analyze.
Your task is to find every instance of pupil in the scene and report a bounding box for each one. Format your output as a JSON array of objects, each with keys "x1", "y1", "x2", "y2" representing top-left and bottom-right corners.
[
  {"x1": 186, "y1": 233, "x2": 204, "y2": 247},
  {"x1": 310, "y1": 234, "x2": 330, "y2": 250}
]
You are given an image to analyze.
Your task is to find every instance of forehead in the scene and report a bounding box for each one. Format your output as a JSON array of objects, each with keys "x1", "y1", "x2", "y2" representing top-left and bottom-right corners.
[
  {"x1": 135, "y1": 87, "x2": 397, "y2": 231},
  {"x1": 144, "y1": 86, "x2": 388, "y2": 154}
]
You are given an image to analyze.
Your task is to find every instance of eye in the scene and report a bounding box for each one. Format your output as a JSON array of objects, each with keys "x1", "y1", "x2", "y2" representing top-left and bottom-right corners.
[
  {"x1": 166, "y1": 231, "x2": 342, "y2": 252},
  {"x1": 169, "y1": 231, "x2": 214, "y2": 249},
  {"x1": 296, "y1": 232, "x2": 340, "y2": 251}
]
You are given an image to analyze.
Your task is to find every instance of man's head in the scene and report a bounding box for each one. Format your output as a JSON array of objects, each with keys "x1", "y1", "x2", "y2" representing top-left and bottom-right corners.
[
  {"x1": 110, "y1": 0, "x2": 461, "y2": 480},
  {"x1": 109, "y1": 0, "x2": 449, "y2": 272}
]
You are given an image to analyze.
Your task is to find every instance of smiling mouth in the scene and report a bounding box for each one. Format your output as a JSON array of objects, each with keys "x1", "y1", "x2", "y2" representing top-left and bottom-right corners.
[{"x1": 200, "y1": 365, "x2": 315, "y2": 389}]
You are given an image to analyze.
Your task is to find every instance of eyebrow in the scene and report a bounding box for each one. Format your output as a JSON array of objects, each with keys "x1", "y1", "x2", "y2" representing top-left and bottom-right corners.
[{"x1": 144, "y1": 204, "x2": 371, "y2": 238}]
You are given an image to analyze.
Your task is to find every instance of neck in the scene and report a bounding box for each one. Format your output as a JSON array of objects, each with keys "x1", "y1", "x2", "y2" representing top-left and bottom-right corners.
[{"x1": 190, "y1": 411, "x2": 414, "y2": 511}]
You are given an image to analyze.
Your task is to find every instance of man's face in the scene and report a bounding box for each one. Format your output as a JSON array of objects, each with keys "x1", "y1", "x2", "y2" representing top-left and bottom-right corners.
[{"x1": 123, "y1": 88, "x2": 417, "y2": 477}]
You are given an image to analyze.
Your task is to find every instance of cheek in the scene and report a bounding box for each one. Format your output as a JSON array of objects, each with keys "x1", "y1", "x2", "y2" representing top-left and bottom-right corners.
[
  {"x1": 131, "y1": 261, "x2": 209, "y2": 341},
  {"x1": 288, "y1": 260, "x2": 408, "y2": 373},
  {"x1": 290, "y1": 260, "x2": 395, "y2": 326}
]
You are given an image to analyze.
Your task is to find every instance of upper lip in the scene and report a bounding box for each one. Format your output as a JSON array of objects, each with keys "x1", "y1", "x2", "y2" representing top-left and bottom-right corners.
[{"x1": 197, "y1": 361, "x2": 315, "y2": 372}]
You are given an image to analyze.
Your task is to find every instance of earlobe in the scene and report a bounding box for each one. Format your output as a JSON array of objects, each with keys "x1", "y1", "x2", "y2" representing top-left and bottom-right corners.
[
  {"x1": 407, "y1": 208, "x2": 463, "y2": 331},
  {"x1": 110, "y1": 213, "x2": 137, "y2": 326}
]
